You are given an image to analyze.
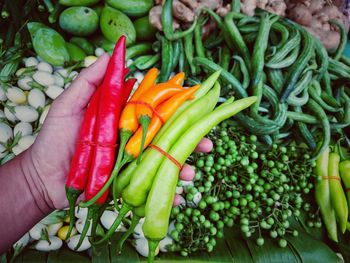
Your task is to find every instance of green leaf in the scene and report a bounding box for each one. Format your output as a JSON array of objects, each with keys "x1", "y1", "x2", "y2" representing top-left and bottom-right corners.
[
  {"x1": 224, "y1": 229, "x2": 253, "y2": 262},
  {"x1": 92, "y1": 237, "x2": 110, "y2": 263},
  {"x1": 286, "y1": 231, "x2": 342, "y2": 263},
  {"x1": 109, "y1": 233, "x2": 140, "y2": 263},
  {"x1": 47, "y1": 248, "x2": 90, "y2": 263},
  {"x1": 245, "y1": 237, "x2": 297, "y2": 263}
]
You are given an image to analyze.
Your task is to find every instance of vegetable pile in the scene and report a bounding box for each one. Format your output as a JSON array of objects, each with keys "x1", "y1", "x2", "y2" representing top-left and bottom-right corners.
[{"x1": 1, "y1": 0, "x2": 350, "y2": 262}]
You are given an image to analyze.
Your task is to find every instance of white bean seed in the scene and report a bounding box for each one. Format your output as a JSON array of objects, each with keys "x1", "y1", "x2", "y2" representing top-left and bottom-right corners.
[
  {"x1": 39, "y1": 105, "x2": 51, "y2": 124},
  {"x1": 134, "y1": 71, "x2": 144, "y2": 84},
  {"x1": 84, "y1": 56, "x2": 97, "y2": 67},
  {"x1": 14, "y1": 122, "x2": 33, "y2": 137},
  {"x1": 53, "y1": 74, "x2": 65, "y2": 87},
  {"x1": 95, "y1": 47, "x2": 105, "y2": 57},
  {"x1": 6, "y1": 87, "x2": 26, "y2": 104},
  {"x1": 67, "y1": 235, "x2": 91, "y2": 252},
  {"x1": 12, "y1": 145, "x2": 25, "y2": 155},
  {"x1": 0, "y1": 121, "x2": 9, "y2": 138},
  {"x1": 55, "y1": 69, "x2": 68, "y2": 78},
  {"x1": 17, "y1": 76, "x2": 33, "y2": 90},
  {"x1": 33, "y1": 71, "x2": 55, "y2": 86},
  {"x1": 14, "y1": 105, "x2": 39, "y2": 122},
  {"x1": 18, "y1": 135, "x2": 36, "y2": 150},
  {"x1": 4, "y1": 107, "x2": 18, "y2": 122},
  {"x1": 69, "y1": 71, "x2": 78, "y2": 80},
  {"x1": 25, "y1": 57, "x2": 38, "y2": 67},
  {"x1": 37, "y1": 62, "x2": 53, "y2": 73},
  {"x1": 46, "y1": 85, "x2": 64, "y2": 99},
  {"x1": 28, "y1": 88, "x2": 46, "y2": 109}
]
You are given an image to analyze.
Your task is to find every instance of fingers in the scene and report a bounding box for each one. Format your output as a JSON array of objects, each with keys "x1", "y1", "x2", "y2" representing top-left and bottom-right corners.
[
  {"x1": 194, "y1": 137, "x2": 213, "y2": 153},
  {"x1": 51, "y1": 54, "x2": 110, "y2": 115},
  {"x1": 179, "y1": 164, "x2": 195, "y2": 181}
]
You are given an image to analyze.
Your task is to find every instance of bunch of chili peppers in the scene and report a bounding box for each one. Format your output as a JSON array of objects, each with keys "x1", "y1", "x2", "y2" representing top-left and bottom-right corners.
[
  {"x1": 64, "y1": 35, "x2": 136, "y2": 248},
  {"x1": 315, "y1": 143, "x2": 350, "y2": 242},
  {"x1": 65, "y1": 34, "x2": 199, "y2": 249}
]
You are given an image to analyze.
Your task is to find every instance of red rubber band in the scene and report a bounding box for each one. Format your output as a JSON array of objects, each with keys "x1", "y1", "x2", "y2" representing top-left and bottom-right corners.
[
  {"x1": 322, "y1": 176, "x2": 341, "y2": 182},
  {"x1": 149, "y1": 144, "x2": 182, "y2": 170},
  {"x1": 77, "y1": 140, "x2": 118, "y2": 148},
  {"x1": 128, "y1": 101, "x2": 165, "y2": 124}
]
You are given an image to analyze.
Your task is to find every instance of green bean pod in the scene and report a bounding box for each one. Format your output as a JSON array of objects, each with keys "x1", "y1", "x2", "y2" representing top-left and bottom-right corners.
[
  {"x1": 143, "y1": 96, "x2": 257, "y2": 263},
  {"x1": 330, "y1": 19, "x2": 347, "y2": 61},
  {"x1": 267, "y1": 68, "x2": 285, "y2": 94},
  {"x1": 314, "y1": 147, "x2": 338, "y2": 242},
  {"x1": 184, "y1": 33, "x2": 196, "y2": 75},
  {"x1": 126, "y1": 43, "x2": 153, "y2": 60},
  {"x1": 309, "y1": 82, "x2": 342, "y2": 113},
  {"x1": 328, "y1": 152, "x2": 348, "y2": 233},
  {"x1": 232, "y1": 56, "x2": 249, "y2": 89},
  {"x1": 266, "y1": 45, "x2": 300, "y2": 69},
  {"x1": 287, "y1": 111, "x2": 318, "y2": 124},
  {"x1": 280, "y1": 25, "x2": 313, "y2": 102},
  {"x1": 313, "y1": 36, "x2": 329, "y2": 81}
]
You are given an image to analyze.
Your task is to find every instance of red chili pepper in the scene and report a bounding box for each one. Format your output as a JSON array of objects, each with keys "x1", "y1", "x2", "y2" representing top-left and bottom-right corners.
[
  {"x1": 121, "y1": 78, "x2": 136, "y2": 105},
  {"x1": 75, "y1": 36, "x2": 129, "y2": 249},
  {"x1": 65, "y1": 89, "x2": 100, "y2": 239}
]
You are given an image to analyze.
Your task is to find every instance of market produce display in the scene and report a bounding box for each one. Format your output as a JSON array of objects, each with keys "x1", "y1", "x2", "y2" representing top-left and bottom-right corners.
[{"x1": 1, "y1": 0, "x2": 350, "y2": 262}]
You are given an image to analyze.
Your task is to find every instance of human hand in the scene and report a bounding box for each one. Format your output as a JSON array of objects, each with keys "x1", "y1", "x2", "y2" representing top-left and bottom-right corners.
[{"x1": 27, "y1": 54, "x2": 110, "y2": 210}]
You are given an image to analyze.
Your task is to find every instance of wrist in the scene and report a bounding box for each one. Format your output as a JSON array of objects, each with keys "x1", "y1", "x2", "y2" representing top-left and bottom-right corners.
[{"x1": 20, "y1": 150, "x2": 54, "y2": 213}]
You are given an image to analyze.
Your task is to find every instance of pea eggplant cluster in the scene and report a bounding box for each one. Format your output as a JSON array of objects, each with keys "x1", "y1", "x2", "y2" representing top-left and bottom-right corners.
[{"x1": 167, "y1": 121, "x2": 320, "y2": 254}]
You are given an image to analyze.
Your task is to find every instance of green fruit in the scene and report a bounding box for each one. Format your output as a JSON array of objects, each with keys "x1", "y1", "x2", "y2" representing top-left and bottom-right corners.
[
  {"x1": 59, "y1": 0, "x2": 100, "y2": 6},
  {"x1": 70, "y1": 37, "x2": 94, "y2": 55},
  {"x1": 27, "y1": 23, "x2": 69, "y2": 66},
  {"x1": 105, "y1": 0, "x2": 153, "y2": 17},
  {"x1": 133, "y1": 15, "x2": 156, "y2": 41},
  {"x1": 66, "y1": 42, "x2": 86, "y2": 62},
  {"x1": 100, "y1": 6, "x2": 136, "y2": 46},
  {"x1": 59, "y1": 7, "x2": 98, "y2": 36},
  {"x1": 90, "y1": 35, "x2": 115, "y2": 52}
]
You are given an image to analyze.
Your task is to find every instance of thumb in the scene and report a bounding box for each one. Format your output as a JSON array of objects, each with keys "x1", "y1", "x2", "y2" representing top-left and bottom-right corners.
[{"x1": 51, "y1": 53, "x2": 110, "y2": 115}]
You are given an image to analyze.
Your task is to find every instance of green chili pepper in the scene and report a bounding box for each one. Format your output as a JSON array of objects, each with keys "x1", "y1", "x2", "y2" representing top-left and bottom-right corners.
[
  {"x1": 27, "y1": 22, "x2": 69, "y2": 66},
  {"x1": 184, "y1": 33, "x2": 196, "y2": 75},
  {"x1": 340, "y1": 160, "x2": 350, "y2": 219},
  {"x1": 329, "y1": 152, "x2": 348, "y2": 233},
  {"x1": 65, "y1": 42, "x2": 86, "y2": 62},
  {"x1": 143, "y1": 95, "x2": 257, "y2": 262},
  {"x1": 194, "y1": 21, "x2": 205, "y2": 58},
  {"x1": 315, "y1": 147, "x2": 338, "y2": 242},
  {"x1": 221, "y1": 46, "x2": 231, "y2": 72},
  {"x1": 330, "y1": 19, "x2": 347, "y2": 60},
  {"x1": 171, "y1": 40, "x2": 181, "y2": 72},
  {"x1": 131, "y1": 54, "x2": 160, "y2": 71}
]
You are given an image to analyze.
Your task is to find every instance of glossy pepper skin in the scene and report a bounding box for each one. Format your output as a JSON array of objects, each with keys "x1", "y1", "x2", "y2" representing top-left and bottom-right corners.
[
  {"x1": 314, "y1": 147, "x2": 338, "y2": 242},
  {"x1": 339, "y1": 160, "x2": 350, "y2": 212},
  {"x1": 75, "y1": 36, "x2": 131, "y2": 250},
  {"x1": 125, "y1": 85, "x2": 201, "y2": 157},
  {"x1": 85, "y1": 35, "x2": 127, "y2": 204},
  {"x1": 328, "y1": 152, "x2": 348, "y2": 234},
  {"x1": 81, "y1": 87, "x2": 199, "y2": 219},
  {"x1": 65, "y1": 89, "x2": 100, "y2": 238}
]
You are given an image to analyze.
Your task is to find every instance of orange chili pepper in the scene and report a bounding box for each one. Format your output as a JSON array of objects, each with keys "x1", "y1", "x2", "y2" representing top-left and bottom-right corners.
[
  {"x1": 125, "y1": 84, "x2": 200, "y2": 158},
  {"x1": 135, "y1": 83, "x2": 184, "y2": 163},
  {"x1": 116, "y1": 68, "x2": 158, "y2": 169},
  {"x1": 168, "y1": 72, "x2": 185, "y2": 85}
]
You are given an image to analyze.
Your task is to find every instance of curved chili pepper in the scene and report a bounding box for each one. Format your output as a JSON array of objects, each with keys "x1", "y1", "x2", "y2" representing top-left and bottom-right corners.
[
  {"x1": 135, "y1": 83, "x2": 184, "y2": 163},
  {"x1": 125, "y1": 85, "x2": 200, "y2": 158},
  {"x1": 75, "y1": 36, "x2": 130, "y2": 249},
  {"x1": 168, "y1": 72, "x2": 185, "y2": 85},
  {"x1": 121, "y1": 78, "x2": 136, "y2": 105},
  {"x1": 80, "y1": 85, "x2": 199, "y2": 208},
  {"x1": 65, "y1": 89, "x2": 100, "y2": 239}
]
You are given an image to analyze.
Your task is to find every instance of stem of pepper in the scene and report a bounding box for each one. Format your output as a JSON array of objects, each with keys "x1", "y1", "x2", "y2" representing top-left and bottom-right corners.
[
  {"x1": 79, "y1": 153, "x2": 134, "y2": 208},
  {"x1": 75, "y1": 205, "x2": 101, "y2": 250},
  {"x1": 137, "y1": 115, "x2": 151, "y2": 164},
  {"x1": 92, "y1": 202, "x2": 133, "y2": 245},
  {"x1": 65, "y1": 187, "x2": 81, "y2": 240},
  {"x1": 116, "y1": 215, "x2": 141, "y2": 254},
  {"x1": 147, "y1": 240, "x2": 160, "y2": 263}
]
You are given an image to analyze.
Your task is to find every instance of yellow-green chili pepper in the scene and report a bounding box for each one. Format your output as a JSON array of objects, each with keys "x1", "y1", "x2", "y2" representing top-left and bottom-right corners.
[
  {"x1": 314, "y1": 147, "x2": 338, "y2": 242},
  {"x1": 143, "y1": 95, "x2": 257, "y2": 263},
  {"x1": 339, "y1": 160, "x2": 350, "y2": 213},
  {"x1": 329, "y1": 152, "x2": 348, "y2": 233}
]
